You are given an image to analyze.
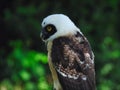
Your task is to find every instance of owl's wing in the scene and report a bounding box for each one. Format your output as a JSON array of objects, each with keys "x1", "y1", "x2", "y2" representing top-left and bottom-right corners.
[{"x1": 51, "y1": 32, "x2": 95, "y2": 90}]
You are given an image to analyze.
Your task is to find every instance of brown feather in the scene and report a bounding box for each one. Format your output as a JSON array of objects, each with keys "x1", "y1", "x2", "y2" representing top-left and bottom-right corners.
[{"x1": 50, "y1": 31, "x2": 95, "y2": 90}]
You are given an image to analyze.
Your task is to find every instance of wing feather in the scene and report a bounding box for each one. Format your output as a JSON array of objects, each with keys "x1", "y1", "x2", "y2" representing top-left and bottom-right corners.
[{"x1": 51, "y1": 31, "x2": 95, "y2": 90}]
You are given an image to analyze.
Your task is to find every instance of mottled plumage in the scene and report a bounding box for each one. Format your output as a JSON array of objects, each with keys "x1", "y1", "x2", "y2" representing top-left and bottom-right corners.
[
  {"x1": 41, "y1": 14, "x2": 95, "y2": 90},
  {"x1": 51, "y1": 32, "x2": 95, "y2": 90}
]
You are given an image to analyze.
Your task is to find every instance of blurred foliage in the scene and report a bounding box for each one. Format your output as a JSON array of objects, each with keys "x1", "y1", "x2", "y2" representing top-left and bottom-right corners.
[
  {"x1": 0, "y1": 40, "x2": 52, "y2": 90},
  {"x1": 0, "y1": 0, "x2": 120, "y2": 90}
]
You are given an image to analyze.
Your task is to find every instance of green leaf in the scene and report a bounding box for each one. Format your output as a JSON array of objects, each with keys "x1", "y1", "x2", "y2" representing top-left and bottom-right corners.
[
  {"x1": 19, "y1": 70, "x2": 31, "y2": 81},
  {"x1": 34, "y1": 53, "x2": 47, "y2": 64},
  {"x1": 101, "y1": 63, "x2": 113, "y2": 76},
  {"x1": 17, "y1": 5, "x2": 37, "y2": 15}
]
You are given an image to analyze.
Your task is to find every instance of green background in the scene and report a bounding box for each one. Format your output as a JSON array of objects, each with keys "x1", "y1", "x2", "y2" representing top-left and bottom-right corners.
[{"x1": 0, "y1": 0, "x2": 120, "y2": 90}]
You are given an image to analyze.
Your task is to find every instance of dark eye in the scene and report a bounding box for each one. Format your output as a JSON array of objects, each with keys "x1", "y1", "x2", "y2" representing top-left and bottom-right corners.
[{"x1": 46, "y1": 26, "x2": 52, "y2": 32}]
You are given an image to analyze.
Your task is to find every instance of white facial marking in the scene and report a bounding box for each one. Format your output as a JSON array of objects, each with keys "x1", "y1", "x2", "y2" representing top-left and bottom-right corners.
[{"x1": 41, "y1": 14, "x2": 81, "y2": 41}]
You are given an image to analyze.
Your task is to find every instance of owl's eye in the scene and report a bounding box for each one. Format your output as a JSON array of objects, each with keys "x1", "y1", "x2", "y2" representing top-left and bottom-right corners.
[{"x1": 46, "y1": 26, "x2": 52, "y2": 32}]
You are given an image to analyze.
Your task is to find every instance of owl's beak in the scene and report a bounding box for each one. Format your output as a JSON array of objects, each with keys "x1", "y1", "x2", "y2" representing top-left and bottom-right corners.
[{"x1": 40, "y1": 28, "x2": 48, "y2": 41}]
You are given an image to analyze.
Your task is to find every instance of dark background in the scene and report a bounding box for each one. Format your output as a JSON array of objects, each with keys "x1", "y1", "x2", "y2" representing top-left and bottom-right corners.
[{"x1": 0, "y1": 0, "x2": 120, "y2": 90}]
